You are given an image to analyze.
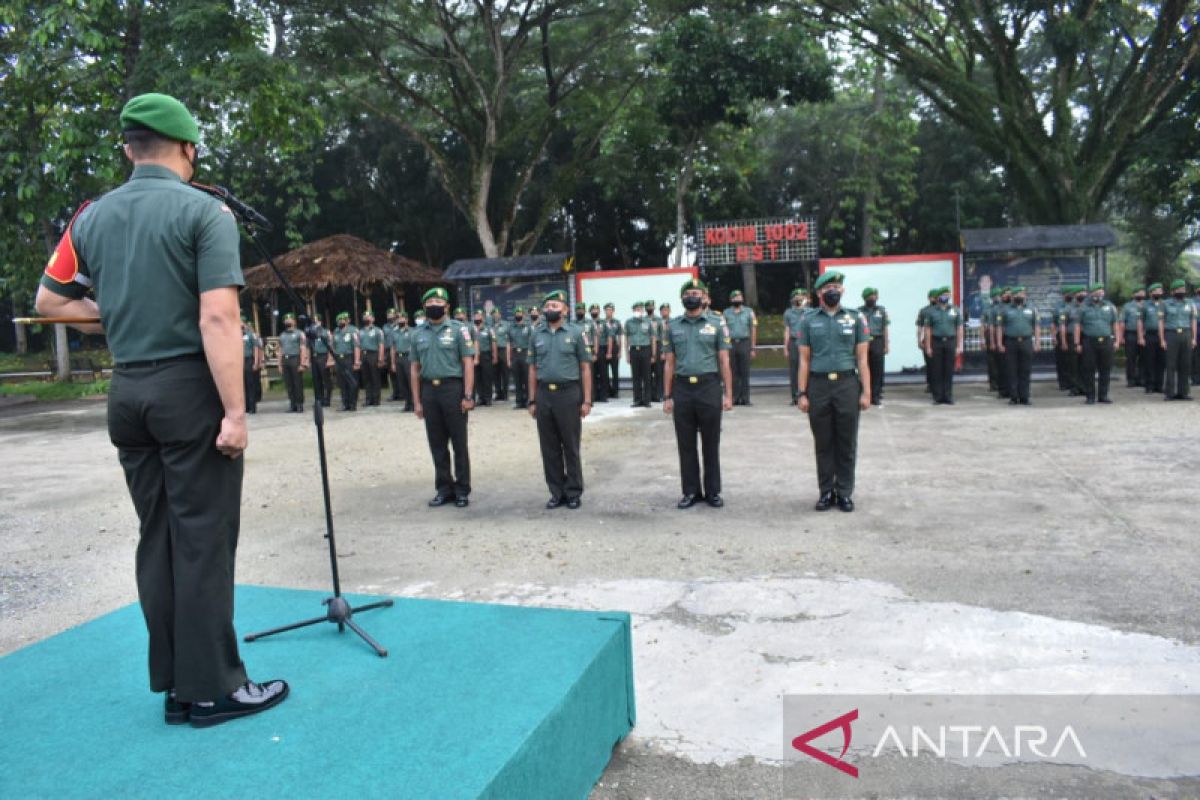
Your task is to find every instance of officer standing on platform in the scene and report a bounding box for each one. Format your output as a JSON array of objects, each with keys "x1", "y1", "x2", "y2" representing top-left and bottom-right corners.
[
  {"x1": 410, "y1": 287, "x2": 476, "y2": 507},
  {"x1": 277, "y1": 312, "x2": 308, "y2": 412},
  {"x1": 591, "y1": 303, "x2": 610, "y2": 402},
  {"x1": 529, "y1": 290, "x2": 593, "y2": 509},
  {"x1": 784, "y1": 288, "x2": 810, "y2": 405},
  {"x1": 858, "y1": 288, "x2": 889, "y2": 406},
  {"x1": 331, "y1": 311, "x2": 360, "y2": 411},
  {"x1": 997, "y1": 285, "x2": 1039, "y2": 405},
  {"x1": 472, "y1": 309, "x2": 496, "y2": 405},
  {"x1": 923, "y1": 287, "x2": 963, "y2": 405},
  {"x1": 1074, "y1": 282, "x2": 1118, "y2": 404},
  {"x1": 1160, "y1": 279, "x2": 1197, "y2": 400},
  {"x1": 1142, "y1": 283, "x2": 1166, "y2": 392},
  {"x1": 309, "y1": 313, "x2": 333, "y2": 407},
  {"x1": 490, "y1": 308, "x2": 510, "y2": 402},
  {"x1": 1120, "y1": 288, "x2": 1146, "y2": 387},
  {"x1": 796, "y1": 271, "x2": 871, "y2": 512},
  {"x1": 508, "y1": 306, "x2": 532, "y2": 408},
  {"x1": 916, "y1": 289, "x2": 938, "y2": 394},
  {"x1": 625, "y1": 301, "x2": 655, "y2": 406},
  {"x1": 35, "y1": 91, "x2": 287, "y2": 725},
  {"x1": 357, "y1": 310, "x2": 385, "y2": 406},
  {"x1": 603, "y1": 302, "x2": 622, "y2": 398},
  {"x1": 663, "y1": 278, "x2": 733, "y2": 509},
  {"x1": 722, "y1": 290, "x2": 756, "y2": 405},
  {"x1": 241, "y1": 316, "x2": 262, "y2": 414},
  {"x1": 389, "y1": 311, "x2": 414, "y2": 412}
]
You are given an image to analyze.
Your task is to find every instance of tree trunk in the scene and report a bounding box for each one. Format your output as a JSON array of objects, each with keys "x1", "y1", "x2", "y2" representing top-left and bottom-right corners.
[
  {"x1": 54, "y1": 324, "x2": 70, "y2": 382},
  {"x1": 673, "y1": 136, "x2": 699, "y2": 268},
  {"x1": 859, "y1": 59, "x2": 886, "y2": 257},
  {"x1": 13, "y1": 294, "x2": 28, "y2": 355},
  {"x1": 741, "y1": 263, "x2": 759, "y2": 309}
]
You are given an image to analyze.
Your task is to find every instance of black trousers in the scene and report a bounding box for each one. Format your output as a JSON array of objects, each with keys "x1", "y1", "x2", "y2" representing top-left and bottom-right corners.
[
  {"x1": 108, "y1": 359, "x2": 247, "y2": 703},
  {"x1": 807, "y1": 372, "x2": 861, "y2": 497},
  {"x1": 536, "y1": 381, "x2": 584, "y2": 500},
  {"x1": 493, "y1": 355, "x2": 508, "y2": 400},
  {"x1": 474, "y1": 354, "x2": 493, "y2": 404},
  {"x1": 651, "y1": 353, "x2": 663, "y2": 401},
  {"x1": 1062, "y1": 344, "x2": 1083, "y2": 394},
  {"x1": 867, "y1": 337, "x2": 885, "y2": 401},
  {"x1": 243, "y1": 357, "x2": 257, "y2": 412},
  {"x1": 421, "y1": 378, "x2": 470, "y2": 498},
  {"x1": 311, "y1": 354, "x2": 332, "y2": 406},
  {"x1": 360, "y1": 353, "x2": 382, "y2": 405},
  {"x1": 1054, "y1": 340, "x2": 1068, "y2": 389},
  {"x1": 389, "y1": 359, "x2": 403, "y2": 400},
  {"x1": 988, "y1": 345, "x2": 1006, "y2": 396},
  {"x1": 984, "y1": 339, "x2": 999, "y2": 391},
  {"x1": 607, "y1": 352, "x2": 621, "y2": 397},
  {"x1": 1142, "y1": 332, "x2": 1164, "y2": 391},
  {"x1": 1004, "y1": 336, "x2": 1033, "y2": 402},
  {"x1": 1164, "y1": 330, "x2": 1193, "y2": 398},
  {"x1": 929, "y1": 336, "x2": 956, "y2": 403},
  {"x1": 512, "y1": 350, "x2": 529, "y2": 406},
  {"x1": 673, "y1": 375, "x2": 722, "y2": 498},
  {"x1": 333, "y1": 353, "x2": 358, "y2": 409},
  {"x1": 394, "y1": 356, "x2": 413, "y2": 407},
  {"x1": 1124, "y1": 333, "x2": 1143, "y2": 386},
  {"x1": 629, "y1": 346, "x2": 652, "y2": 404},
  {"x1": 593, "y1": 351, "x2": 609, "y2": 401},
  {"x1": 730, "y1": 338, "x2": 752, "y2": 404},
  {"x1": 788, "y1": 340, "x2": 800, "y2": 401},
  {"x1": 282, "y1": 354, "x2": 304, "y2": 410},
  {"x1": 1081, "y1": 336, "x2": 1114, "y2": 401}
]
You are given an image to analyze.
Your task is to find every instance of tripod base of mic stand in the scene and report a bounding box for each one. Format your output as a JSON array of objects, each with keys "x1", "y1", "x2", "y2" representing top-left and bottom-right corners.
[{"x1": 244, "y1": 595, "x2": 395, "y2": 657}]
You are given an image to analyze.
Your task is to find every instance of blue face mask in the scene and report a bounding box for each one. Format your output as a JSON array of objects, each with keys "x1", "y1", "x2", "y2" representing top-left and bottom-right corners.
[{"x1": 938, "y1": 294, "x2": 951, "y2": 304}]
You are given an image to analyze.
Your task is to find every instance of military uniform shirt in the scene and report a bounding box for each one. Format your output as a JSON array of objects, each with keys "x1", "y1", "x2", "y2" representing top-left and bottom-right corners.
[
  {"x1": 531, "y1": 322, "x2": 593, "y2": 382},
  {"x1": 40, "y1": 164, "x2": 242, "y2": 362},
  {"x1": 595, "y1": 319, "x2": 611, "y2": 347},
  {"x1": 332, "y1": 325, "x2": 359, "y2": 356},
  {"x1": 491, "y1": 320, "x2": 509, "y2": 347},
  {"x1": 311, "y1": 325, "x2": 331, "y2": 355},
  {"x1": 664, "y1": 313, "x2": 732, "y2": 376},
  {"x1": 784, "y1": 306, "x2": 807, "y2": 339},
  {"x1": 242, "y1": 330, "x2": 257, "y2": 358},
  {"x1": 411, "y1": 319, "x2": 475, "y2": 379},
  {"x1": 1078, "y1": 300, "x2": 1118, "y2": 336},
  {"x1": 474, "y1": 325, "x2": 494, "y2": 355},
  {"x1": 916, "y1": 303, "x2": 936, "y2": 329},
  {"x1": 1162, "y1": 297, "x2": 1197, "y2": 330},
  {"x1": 606, "y1": 319, "x2": 623, "y2": 348},
  {"x1": 359, "y1": 324, "x2": 384, "y2": 353},
  {"x1": 858, "y1": 304, "x2": 890, "y2": 337},
  {"x1": 392, "y1": 326, "x2": 413, "y2": 356},
  {"x1": 1121, "y1": 302, "x2": 1143, "y2": 330},
  {"x1": 798, "y1": 308, "x2": 870, "y2": 372},
  {"x1": 924, "y1": 304, "x2": 963, "y2": 337},
  {"x1": 1143, "y1": 299, "x2": 1164, "y2": 331},
  {"x1": 624, "y1": 316, "x2": 654, "y2": 346},
  {"x1": 509, "y1": 321, "x2": 532, "y2": 350},
  {"x1": 722, "y1": 307, "x2": 756, "y2": 340},
  {"x1": 1000, "y1": 304, "x2": 1038, "y2": 337},
  {"x1": 279, "y1": 329, "x2": 305, "y2": 356}
]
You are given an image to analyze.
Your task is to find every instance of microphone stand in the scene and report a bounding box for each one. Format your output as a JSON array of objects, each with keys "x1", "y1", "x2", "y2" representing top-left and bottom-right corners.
[{"x1": 201, "y1": 188, "x2": 392, "y2": 657}]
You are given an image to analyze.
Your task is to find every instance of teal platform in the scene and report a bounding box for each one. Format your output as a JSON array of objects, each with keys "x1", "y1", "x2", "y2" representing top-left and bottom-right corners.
[{"x1": 0, "y1": 586, "x2": 635, "y2": 799}]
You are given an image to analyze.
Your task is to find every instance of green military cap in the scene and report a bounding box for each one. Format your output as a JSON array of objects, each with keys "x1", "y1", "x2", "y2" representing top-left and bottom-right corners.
[
  {"x1": 1170, "y1": 278, "x2": 1187, "y2": 290},
  {"x1": 680, "y1": 278, "x2": 707, "y2": 295},
  {"x1": 940, "y1": 285, "x2": 952, "y2": 295},
  {"x1": 575, "y1": 302, "x2": 586, "y2": 310},
  {"x1": 422, "y1": 287, "x2": 450, "y2": 303},
  {"x1": 453, "y1": 306, "x2": 465, "y2": 314},
  {"x1": 336, "y1": 311, "x2": 349, "y2": 322},
  {"x1": 632, "y1": 301, "x2": 643, "y2": 310},
  {"x1": 729, "y1": 289, "x2": 744, "y2": 300},
  {"x1": 645, "y1": 298, "x2": 656, "y2": 308},
  {"x1": 789, "y1": 288, "x2": 808, "y2": 298},
  {"x1": 861, "y1": 286, "x2": 877, "y2": 299},
  {"x1": 283, "y1": 312, "x2": 296, "y2": 321},
  {"x1": 386, "y1": 307, "x2": 397, "y2": 315},
  {"x1": 544, "y1": 289, "x2": 568, "y2": 304},
  {"x1": 472, "y1": 309, "x2": 484, "y2": 317},
  {"x1": 514, "y1": 305, "x2": 525, "y2": 313},
  {"x1": 1090, "y1": 282, "x2": 1104, "y2": 291},
  {"x1": 363, "y1": 309, "x2": 375, "y2": 318},
  {"x1": 603, "y1": 302, "x2": 615, "y2": 309},
  {"x1": 1147, "y1": 282, "x2": 1163, "y2": 291},
  {"x1": 990, "y1": 287, "x2": 1002, "y2": 298},
  {"x1": 120, "y1": 93, "x2": 200, "y2": 143},
  {"x1": 814, "y1": 271, "x2": 844, "y2": 290},
  {"x1": 491, "y1": 307, "x2": 501, "y2": 314},
  {"x1": 1062, "y1": 285, "x2": 1075, "y2": 295},
  {"x1": 927, "y1": 288, "x2": 940, "y2": 299},
  {"x1": 414, "y1": 309, "x2": 425, "y2": 317},
  {"x1": 1011, "y1": 285, "x2": 1026, "y2": 293},
  {"x1": 1132, "y1": 286, "x2": 1145, "y2": 294},
  {"x1": 659, "y1": 303, "x2": 670, "y2": 310},
  {"x1": 589, "y1": 303, "x2": 600, "y2": 310}
]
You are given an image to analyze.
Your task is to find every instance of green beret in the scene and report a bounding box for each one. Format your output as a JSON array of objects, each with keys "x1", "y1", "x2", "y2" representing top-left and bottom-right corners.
[
  {"x1": 422, "y1": 287, "x2": 449, "y2": 303},
  {"x1": 1011, "y1": 285, "x2": 1026, "y2": 294},
  {"x1": 680, "y1": 278, "x2": 707, "y2": 296},
  {"x1": 814, "y1": 271, "x2": 844, "y2": 290},
  {"x1": 659, "y1": 303, "x2": 670, "y2": 310},
  {"x1": 283, "y1": 312, "x2": 296, "y2": 321},
  {"x1": 928, "y1": 289, "x2": 940, "y2": 299},
  {"x1": 603, "y1": 302, "x2": 614, "y2": 309},
  {"x1": 645, "y1": 299, "x2": 656, "y2": 307},
  {"x1": 414, "y1": 309, "x2": 425, "y2": 317},
  {"x1": 336, "y1": 311, "x2": 349, "y2": 321},
  {"x1": 789, "y1": 288, "x2": 808, "y2": 298},
  {"x1": 453, "y1": 306, "x2": 465, "y2": 314},
  {"x1": 1170, "y1": 278, "x2": 1187, "y2": 290},
  {"x1": 544, "y1": 290, "x2": 568, "y2": 304},
  {"x1": 861, "y1": 287, "x2": 877, "y2": 299},
  {"x1": 632, "y1": 302, "x2": 643, "y2": 310},
  {"x1": 120, "y1": 93, "x2": 201, "y2": 144},
  {"x1": 1090, "y1": 282, "x2": 1104, "y2": 291},
  {"x1": 990, "y1": 288, "x2": 1002, "y2": 298},
  {"x1": 363, "y1": 309, "x2": 375, "y2": 318},
  {"x1": 729, "y1": 289, "x2": 744, "y2": 300},
  {"x1": 575, "y1": 302, "x2": 586, "y2": 310},
  {"x1": 387, "y1": 307, "x2": 397, "y2": 315},
  {"x1": 588, "y1": 303, "x2": 599, "y2": 310},
  {"x1": 1147, "y1": 282, "x2": 1163, "y2": 291},
  {"x1": 1062, "y1": 286, "x2": 1075, "y2": 296},
  {"x1": 514, "y1": 305, "x2": 525, "y2": 313},
  {"x1": 1000, "y1": 286, "x2": 1012, "y2": 294},
  {"x1": 940, "y1": 286, "x2": 952, "y2": 295},
  {"x1": 472, "y1": 309, "x2": 484, "y2": 317},
  {"x1": 1131, "y1": 287, "x2": 1145, "y2": 294}
]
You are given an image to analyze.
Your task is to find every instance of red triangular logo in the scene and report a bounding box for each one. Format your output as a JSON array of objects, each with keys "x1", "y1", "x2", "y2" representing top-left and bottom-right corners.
[{"x1": 791, "y1": 708, "x2": 859, "y2": 778}]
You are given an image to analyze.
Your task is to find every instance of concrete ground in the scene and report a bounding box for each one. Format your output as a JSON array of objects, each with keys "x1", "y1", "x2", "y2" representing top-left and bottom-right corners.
[{"x1": 1, "y1": 375, "x2": 1198, "y2": 799}]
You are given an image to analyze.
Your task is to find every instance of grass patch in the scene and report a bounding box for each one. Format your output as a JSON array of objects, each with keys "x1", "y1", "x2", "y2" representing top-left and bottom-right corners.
[
  {"x1": 0, "y1": 379, "x2": 110, "y2": 401},
  {"x1": 0, "y1": 348, "x2": 114, "y2": 373}
]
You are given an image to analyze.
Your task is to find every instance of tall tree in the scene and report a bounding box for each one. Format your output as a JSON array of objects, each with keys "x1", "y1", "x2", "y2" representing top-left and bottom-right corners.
[{"x1": 815, "y1": 0, "x2": 1200, "y2": 224}]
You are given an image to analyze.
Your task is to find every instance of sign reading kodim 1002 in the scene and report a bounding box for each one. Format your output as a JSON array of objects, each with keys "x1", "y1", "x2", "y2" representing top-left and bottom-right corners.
[{"x1": 697, "y1": 217, "x2": 819, "y2": 266}]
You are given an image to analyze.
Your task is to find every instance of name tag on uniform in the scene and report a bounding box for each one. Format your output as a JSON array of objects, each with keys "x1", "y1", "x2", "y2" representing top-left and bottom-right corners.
[
  {"x1": 343, "y1": 334, "x2": 351, "y2": 342},
  {"x1": 700, "y1": 324, "x2": 716, "y2": 335}
]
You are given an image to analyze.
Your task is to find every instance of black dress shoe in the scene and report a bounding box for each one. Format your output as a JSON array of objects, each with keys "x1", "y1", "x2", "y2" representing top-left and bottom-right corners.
[
  {"x1": 455, "y1": 496, "x2": 469, "y2": 508},
  {"x1": 943, "y1": 399, "x2": 955, "y2": 405},
  {"x1": 677, "y1": 494, "x2": 699, "y2": 509},
  {"x1": 428, "y1": 495, "x2": 452, "y2": 507},
  {"x1": 545, "y1": 496, "x2": 564, "y2": 509},
  {"x1": 814, "y1": 492, "x2": 835, "y2": 512},
  {"x1": 1098, "y1": 398, "x2": 1112, "y2": 404},
  {"x1": 566, "y1": 497, "x2": 582, "y2": 509},
  {"x1": 1008, "y1": 398, "x2": 1019, "y2": 405},
  {"x1": 706, "y1": 494, "x2": 724, "y2": 508},
  {"x1": 189, "y1": 679, "x2": 289, "y2": 728},
  {"x1": 1086, "y1": 397, "x2": 1096, "y2": 404},
  {"x1": 165, "y1": 691, "x2": 190, "y2": 725},
  {"x1": 837, "y1": 494, "x2": 855, "y2": 512}
]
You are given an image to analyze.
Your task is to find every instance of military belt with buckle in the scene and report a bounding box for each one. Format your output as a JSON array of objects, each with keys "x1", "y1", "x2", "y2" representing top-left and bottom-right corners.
[
  {"x1": 1176, "y1": 328, "x2": 1185, "y2": 333},
  {"x1": 432, "y1": 379, "x2": 442, "y2": 386},
  {"x1": 688, "y1": 376, "x2": 699, "y2": 384}
]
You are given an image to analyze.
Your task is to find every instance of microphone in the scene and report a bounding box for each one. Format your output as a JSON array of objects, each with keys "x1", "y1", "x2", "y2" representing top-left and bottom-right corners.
[{"x1": 189, "y1": 182, "x2": 275, "y2": 232}]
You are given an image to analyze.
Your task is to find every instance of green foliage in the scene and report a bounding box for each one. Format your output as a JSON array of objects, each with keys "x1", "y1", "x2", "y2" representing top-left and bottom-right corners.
[{"x1": 0, "y1": 378, "x2": 110, "y2": 401}]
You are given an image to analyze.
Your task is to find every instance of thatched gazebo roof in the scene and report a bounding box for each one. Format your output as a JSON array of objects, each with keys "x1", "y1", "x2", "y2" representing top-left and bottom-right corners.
[{"x1": 241, "y1": 234, "x2": 442, "y2": 297}]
